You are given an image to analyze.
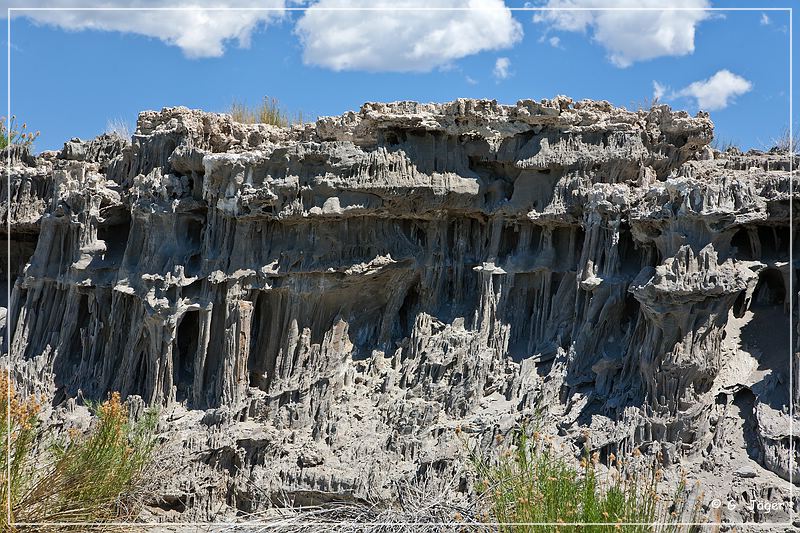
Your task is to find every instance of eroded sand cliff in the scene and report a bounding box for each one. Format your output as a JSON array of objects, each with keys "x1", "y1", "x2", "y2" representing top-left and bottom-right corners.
[{"x1": 2, "y1": 97, "x2": 797, "y2": 523}]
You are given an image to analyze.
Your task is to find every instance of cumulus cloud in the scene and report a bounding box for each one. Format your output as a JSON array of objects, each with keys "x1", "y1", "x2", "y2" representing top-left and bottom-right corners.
[
  {"x1": 533, "y1": 0, "x2": 710, "y2": 67},
  {"x1": 295, "y1": 0, "x2": 522, "y2": 72},
  {"x1": 493, "y1": 57, "x2": 511, "y2": 79},
  {"x1": 673, "y1": 69, "x2": 752, "y2": 111},
  {"x1": 548, "y1": 36, "x2": 561, "y2": 48},
  {"x1": 6, "y1": 1, "x2": 286, "y2": 58}
]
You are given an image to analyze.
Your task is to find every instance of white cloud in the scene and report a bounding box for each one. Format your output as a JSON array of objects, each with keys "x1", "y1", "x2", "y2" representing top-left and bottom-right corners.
[
  {"x1": 759, "y1": 12, "x2": 788, "y2": 34},
  {"x1": 7, "y1": 1, "x2": 286, "y2": 58},
  {"x1": 493, "y1": 57, "x2": 511, "y2": 79},
  {"x1": 652, "y1": 80, "x2": 666, "y2": 101},
  {"x1": 533, "y1": 0, "x2": 710, "y2": 68},
  {"x1": 295, "y1": 0, "x2": 522, "y2": 72},
  {"x1": 673, "y1": 70, "x2": 753, "y2": 111},
  {"x1": 465, "y1": 75, "x2": 478, "y2": 85},
  {"x1": 548, "y1": 36, "x2": 561, "y2": 48}
]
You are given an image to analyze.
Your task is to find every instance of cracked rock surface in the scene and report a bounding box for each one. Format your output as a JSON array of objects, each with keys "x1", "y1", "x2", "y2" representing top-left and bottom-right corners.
[{"x1": 1, "y1": 96, "x2": 797, "y2": 524}]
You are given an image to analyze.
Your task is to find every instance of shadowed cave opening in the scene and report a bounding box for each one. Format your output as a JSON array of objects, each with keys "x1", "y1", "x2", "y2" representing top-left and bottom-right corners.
[
  {"x1": 0, "y1": 233, "x2": 38, "y2": 307},
  {"x1": 381, "y1": 129, "x2": 405, "y2": 147},
  {"x1": 397, "y1": 282, "x2": 421, "y2": 340},
  {"x1": 621, "y1": 293, "x2": 640, "y2": 328},
  {"x1": 730, "y1": 225, "x2": 790, "y2": 262},
  {"x1": 175, "y1": 310, "x2": 199, "y2": 403},
  {"x1": 757, "y1": 225, "x2": 788, "y2": 259},
  {"x1": 184, "y1": 216, "x2": 205, "y2": 276},
  {"x1": 733, "y1": 266, "x2": 787, "y2": 318},
  {"x1": 752, "y1": 268, "x2": 785, "y2": 306},
  {"x1": 731, "y1": 227, "x2": 754, "y2": 260},
  {"x1": 247, "y1": 291, "x2": 286, "y2": 392},
  {"x1": 618, "y1": 225, "x2": 645, "y2": 274},
  {"x1": 185, "y1": 217, "x2": 203, "y2": 248},
  {"x1": 97, "y1": 216, "x2": 132, "y2": 265},
  {"x1": 188, "y1": 172, "x2": 204, "y2": 201},
  {"x1": 498, "y1": 223, "x2": 520, "y2": 259}
]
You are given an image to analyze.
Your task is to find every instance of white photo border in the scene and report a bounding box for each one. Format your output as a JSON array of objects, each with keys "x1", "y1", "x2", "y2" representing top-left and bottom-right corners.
[{"x1": 4, "y1": 4, "x2": 795, "y2": 529}]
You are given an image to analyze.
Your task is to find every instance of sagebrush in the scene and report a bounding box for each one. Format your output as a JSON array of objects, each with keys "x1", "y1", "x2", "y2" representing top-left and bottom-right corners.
[
  {"x1": 1, "y1": 375, "x2": 158, "y2": 530},
  {"x1": 0, "y1": 116, "x2": 39, "y2": 149}
]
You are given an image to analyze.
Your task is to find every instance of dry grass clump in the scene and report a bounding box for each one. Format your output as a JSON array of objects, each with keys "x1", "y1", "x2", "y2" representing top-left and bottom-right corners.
[
  {"x1": 0, "y1": 116, "x2": 39, "y2": 149},
  {"x1": 471, "y1": 427, "x2": 701, "y2": 532},
  {"x1": 628, "y1": 96, "x2": 660, "y2": 112},
  {"x1": 769, "y1": 128, "x2": 799, "y2": 155},
  {"x1": 105, "y1": 117, "x2": 132, "y2": 139},
  {"x1": 1, "y1": 374, "x2": 158, "y2": 530},
  {"x1": 228, "y1": 96, "x2": 305, "y2": 127},
  {"x1": 711, "y1": 137, "x2": 740, "y2": 153},
  {"x1": 229, "y1": 474, "x2": 492, "y2": 533}
]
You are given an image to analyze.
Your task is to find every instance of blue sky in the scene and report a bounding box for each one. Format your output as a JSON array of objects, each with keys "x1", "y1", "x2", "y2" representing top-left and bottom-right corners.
[{"x1": 1, "y1": 0, "x2": 796, "y2": 153}]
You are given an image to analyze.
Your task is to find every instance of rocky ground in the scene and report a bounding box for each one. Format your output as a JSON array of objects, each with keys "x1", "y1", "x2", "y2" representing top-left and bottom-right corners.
[{"x1": 1, "y1": 96, "x2": 798, "y2": 528}]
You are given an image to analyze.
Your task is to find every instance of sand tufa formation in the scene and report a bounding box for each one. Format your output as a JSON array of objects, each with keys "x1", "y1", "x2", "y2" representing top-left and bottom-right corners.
[{"x1": 1, "y1": 97, "x2": 797, "y2": 523}]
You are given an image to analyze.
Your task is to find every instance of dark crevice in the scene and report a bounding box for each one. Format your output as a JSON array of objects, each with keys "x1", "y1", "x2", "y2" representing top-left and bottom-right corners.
[
  {"x1": 731, "y1": 227, "x2": 753, "y2": 260},
  {"x1": 398, "y1": 282, "x2": 421, "y2": 339},
  {"x1": 175, "y1": 310, "x2": 199, "y2": 403}
]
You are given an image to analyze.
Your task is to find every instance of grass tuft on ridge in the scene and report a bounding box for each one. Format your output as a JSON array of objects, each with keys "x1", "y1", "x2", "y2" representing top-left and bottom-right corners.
[{"x1": 228, "y1": 96, "x2": 306, "y2": 127}]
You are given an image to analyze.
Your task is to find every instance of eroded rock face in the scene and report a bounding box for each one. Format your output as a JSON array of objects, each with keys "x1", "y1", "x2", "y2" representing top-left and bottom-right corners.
[{"x1": 2, "y1": 97, "x2": 797, "y2": 522}]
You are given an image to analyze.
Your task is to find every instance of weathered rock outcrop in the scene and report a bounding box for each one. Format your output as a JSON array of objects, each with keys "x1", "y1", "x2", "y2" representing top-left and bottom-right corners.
[{"x1": 2, "y1": 97, "x2": 797, "y2": 523}]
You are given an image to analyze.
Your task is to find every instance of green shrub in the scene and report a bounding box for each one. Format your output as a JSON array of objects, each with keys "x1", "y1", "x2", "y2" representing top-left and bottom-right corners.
[
  {"x1": 1, "y1": 376, "x2": 158, "y2": 530},
  {"x1": 0, "y1": 116, "x2": 39, "y2": 149},
  {"x1": 228, "y1": 96, "x2": 305, "y2": 127},
  {"x1": 471, "y1": 427, "x2": 701, "y2": 532}
]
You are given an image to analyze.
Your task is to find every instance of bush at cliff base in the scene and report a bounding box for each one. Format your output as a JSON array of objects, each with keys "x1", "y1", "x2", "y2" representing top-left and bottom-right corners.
[{"x1": 1, "y1": 375, "x2": 157, "y2": 529}]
